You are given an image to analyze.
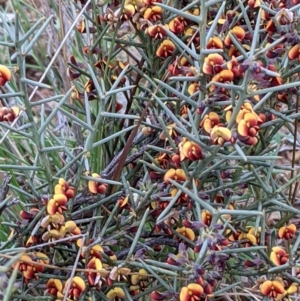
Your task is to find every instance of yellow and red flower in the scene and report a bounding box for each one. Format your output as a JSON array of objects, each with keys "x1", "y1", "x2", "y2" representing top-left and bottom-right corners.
[
  {"x1": 206, "y1": 36, "x2": 223, "y2": 49},
  {"x1": 88, "y1": 173, "x2": 108, "y2": 194},
  {"x1": 178, "y1": 138, "x2": 203, "y2": 161},
  {"x1": 77, "y1": 238, "x2": 104, "y2": 259},
  {"x1": 227, "y1": 56, "x2": 244, "y2": 79},
  {"x1": 210, "y1": 125, "x2": 232, "y2": 146},
  {"x1": 200, "y1": 112, "x2": 220, "y2": 134},
  {"x1": 47, "y1": 194, "x2": 68, "y2": 215},
  {"x1": 0, "y1": 106, "x2": 20, "y2": 122},
  {"x1": 270, "y1": 247, "x2": 289, "y2": 266},
  {"x1": 106, "y1": 287, "x2": 126, "y2": 300},
  {"x1": 278, "y1": 223, "x2": 297, "y2": 240},
  {"x1": 188, "y1": 82, "x2": 200, "y2": 95},
  {"x1": 86, "y1": 256, "x2": 104, "y2": 287},
  {"x1": 209, "y1": 70, "x2": 234, "y2": 92},
  {"x1": 164, "y1": 168, "x2": 187, "y2": 183},
  {"x1": 237, "y1": 112, "x2": 260, "y2": 145},
  {"x1": 146, "y1": 24, "x2": 168, "y2": 39},
  {"x1": 169, "y1": 17, "x2": 185, "y2": 34},
  {"x1": 224, "y1": 26, "x2": 245, "y2": 47},
  {"x1": 63, "y1": 276, "x2": 86, "y2": 300},
  {"x1": 260, "y1": 280, "x2": 285, "y2": 298},
  {"x1": 77, "y1": 20, "x2": 96, "y2": 33},
  {"x1": 179, "y1": 283, "x2": 204, "y2": 301},
  {"x1": 0, "y1": 65, "x2": 11, "y2": 86},
  {"x1": 156, "y1": 40, "x2": 176, "y2": 58},
  {"x1": 46, "y1": 278, "x2": 63, "y2": 296},
  {"x1": 41, "y1": 213, "x2": 65, "y2": 228},
  {"x1": 151, "y1": 291, "x2": 166, "y2": 300},
  {"x1": 238, "y1": 226, "x2": 260, "y2": 245},
  {"x1": 201, "y1": 210, "x2": 213, "y2": 226},
  {"x1": 130, "y1": 268, "x2": 149, "y2": 294},
  {"x1": 203, "y1": 53, "x2": 224, "y2": 75},
  {"x1": 175, "y1": 226, "x2": 195, "y2": 241},
  {"x1": 20, "y1": 208, "x2": 39, "y2": 221},
  {"x1": 143, "y1": 6, "x2": 163, "y2": 22}
]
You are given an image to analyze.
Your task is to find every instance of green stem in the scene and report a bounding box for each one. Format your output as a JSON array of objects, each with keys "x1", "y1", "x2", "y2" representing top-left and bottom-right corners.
[{"x1": 15, "y1": 14, "x2": 53, "y2": 192}]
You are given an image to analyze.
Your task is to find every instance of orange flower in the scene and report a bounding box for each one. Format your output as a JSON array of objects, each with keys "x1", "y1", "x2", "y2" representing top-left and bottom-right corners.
[
  {"x1": 179, "y1": 283, "x2": 204, "y2": 301},
  {"x1": 224, "y1": 26, "x2": 245, "y2": 46},
  {"x1": 210, "y1": 125, "x2": 232, "y2": 146},
  {"x1": 63, "y1": 276, "x2": 86, "y2": 300},
  {"x1": 278, "y1": 223, "x2": 297, "y2": 240},
  {"x1": 176, "y1": 226, "x2": 195, "y2": 241},
  {"x1": 0, "y1": 65, "x2": 11, "y2": 86},
  {"x1": 47, "y1": 278, "x2": 63, "y2": 296},
  {"x1": 164, "y1": 168, "x2": 187, "y2": 183},
  {"x1": 270, "y1": 247, "x2": 289, "y2": 266},
  {"x1": 179, "y1": 138, "x2": 203, "y2": 161},
  {"x1": 169, "y1": 17, "x2": 185, "y2": 34},
  {"x1": 156, "y1": 40, "x2": 175, "y2": 58},
  {"x1": 200, "y1": 112, "x2": 220, "y2": 134},
  {"x1": 203, "y1": 54, "x2": 224, "y2": 75},
  {"x1": 260, "y1": 280, "x2": 285, "y2": 298},
  {"x1": 88, "y1": 173, "x2": 108, "y2": 194},
  {"x1": 143, "y1": 6, "x2": 162, "y2": 22}
]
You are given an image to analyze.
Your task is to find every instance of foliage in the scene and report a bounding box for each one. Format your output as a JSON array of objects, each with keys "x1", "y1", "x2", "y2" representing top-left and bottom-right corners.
[{"x1": 0, "y1": 0, "x2": 299, "y2": 300}]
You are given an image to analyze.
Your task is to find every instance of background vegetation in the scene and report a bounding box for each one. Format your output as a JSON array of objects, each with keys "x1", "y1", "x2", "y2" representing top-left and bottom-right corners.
[{"x1": 0, "y1": 0, "x2": 299, "y2": 300}]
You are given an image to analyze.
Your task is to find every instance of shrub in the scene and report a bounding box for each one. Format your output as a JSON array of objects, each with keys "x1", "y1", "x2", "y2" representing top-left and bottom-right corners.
[{"x1": 0, "y1": 0, "x2": 299, "y2": 300}]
